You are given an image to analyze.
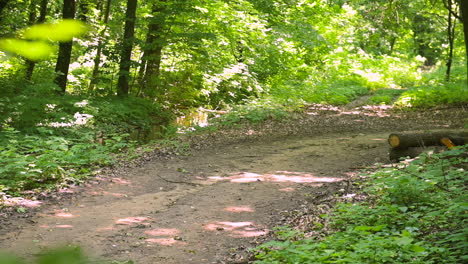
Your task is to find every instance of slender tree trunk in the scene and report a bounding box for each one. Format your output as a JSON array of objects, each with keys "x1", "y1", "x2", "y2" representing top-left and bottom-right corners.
[
  {"x1": 116, "y1": 0, "x2": 137, "y2": 97},
  {"x1": 140, "y1": 0, "x2": 166, "y2": 95},
  {"x1": 25, "y1": 0, "x2": 47, "y2": 81},
  {"x1": 459, "y1": 0, "x2": 468, "y2": 83},
  {"x1": 446, "y1": 0, "x2": 456, "y2": 82},
  {"x1": 88, "y1": 0, "x2": 111, "y2": 94},
  {"x1": 78, "y1": 0, "x2": 88, "y2": 22},
  {"x1": 0, "y1": 0, "x2": 9, "y2": 23},
  {"x1": 54, "y1": 0, "x2": 76, "y2": 94}
]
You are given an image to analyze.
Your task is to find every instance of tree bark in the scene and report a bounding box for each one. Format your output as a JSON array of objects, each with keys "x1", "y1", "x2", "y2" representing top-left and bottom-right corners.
[
  {"x1": 0, "y1": 0, "x2": 9, "y2": 23},
  {"x1": 446, "y1": 0, "x2": 456, "y2": 82},
  {"x1": 25, "y1": 0, "x2": 48, "y2": 81},
  {"x1": 388, "y1": 132, "x2": 468, "y2": 149},
  {"x1": 116, "y1": 0, "x2": 137, "y2": 97},
  {"x1": 54, "y1": 0, "x2": 76, "y2": 94},
  {"x1": 77, "y1": 0, "x2": 89, "y2": 22},
  {"x1": 140, "y1": 0, "x2": 167, "y2": 94},
  {"x1": 459, "y1": 0, "x2": 468, "y2": 83},
  {"x1": 88, "y1": 0, "x2": 111, "y2": 94}
]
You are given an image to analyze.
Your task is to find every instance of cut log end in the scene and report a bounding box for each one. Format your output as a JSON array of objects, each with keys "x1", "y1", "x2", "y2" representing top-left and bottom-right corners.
[
  {"x1": 440, "y1": 137, "x2": 456, "y2": 149},
  {"x1": 388, "y1": 134, "x2": 401, "y2": 148}
]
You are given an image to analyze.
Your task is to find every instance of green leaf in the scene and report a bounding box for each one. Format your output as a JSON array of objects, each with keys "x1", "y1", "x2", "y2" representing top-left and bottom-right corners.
[
  {"x1": 395, "y1": 236, "x2": 413, "y2": 246},
  {"x1": 410, "y1": 245, "x2": 426, "y2": 252},
  {"x1": 0, "y1": 39, "x2": 53, "y2": 61},
  {"x1": 23, "y1": 19, "x2": 88, "y2": 42}
]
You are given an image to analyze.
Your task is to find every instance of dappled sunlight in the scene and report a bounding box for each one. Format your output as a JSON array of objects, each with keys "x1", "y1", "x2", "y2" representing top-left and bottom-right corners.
[
  {"x1": 40, "y1": 224, "x2": 73, "y2": 229},
  {"x1": 55, "y1": 212, "x2": 75, "y2": 218},
  {"x1": 88, "y1": 191, "x2": 128, "y2": 197},
  {"x1": 144, "y1": 228, "x2": 186, "y2": 246},
  {"x1": 110, "y1": 178, "x2": 132, "y2": 185},
  {"x1": 224, "y1": 206, "x2": 255, "y2": 213},
  {"x1": 145, "y1": 228, "x2": 180, "y2": 236},
  {"x1": 204, "y1": 221, "x2": 268, "y2": 238},
  {"x1": 58, "y1": 188, "x2": 75, "y2": 194},
  {"x1": 3, "y1": 198, "x2": 42, "y2": 208},
  {"x1": 305, "y1": 103, "x2": 394, "y2": 118},
  {"x1": 116, "y1": 216, "x2": 151, "y2": 226},
  {"x1": 208, "y1": 171, "x2": 342, "y2": 184}
]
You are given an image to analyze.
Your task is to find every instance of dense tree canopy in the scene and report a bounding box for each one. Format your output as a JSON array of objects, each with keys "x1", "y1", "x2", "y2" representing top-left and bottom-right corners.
[{"x1": 0, "y1": 0, "x2": 465, "y2": 107}]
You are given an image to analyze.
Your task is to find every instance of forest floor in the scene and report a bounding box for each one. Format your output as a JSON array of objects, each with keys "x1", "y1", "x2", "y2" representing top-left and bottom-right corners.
[{"x1": 0, "y1": 102, "x2": 466, "y2": 263}]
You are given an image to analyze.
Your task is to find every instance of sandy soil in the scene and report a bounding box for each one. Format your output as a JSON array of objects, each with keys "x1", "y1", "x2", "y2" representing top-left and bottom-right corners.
[{"x1": 0, "y1": 104, "x2": 466, "y2": 263}]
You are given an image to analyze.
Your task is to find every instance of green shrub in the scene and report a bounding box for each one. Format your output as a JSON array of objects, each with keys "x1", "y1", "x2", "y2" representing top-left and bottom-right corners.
[
  {"x1": 210, "y1": 98, "x2": 290, "y2": 127},
  {"x1": 395, "y1": 81, "x2": 468, "y2": 108}
]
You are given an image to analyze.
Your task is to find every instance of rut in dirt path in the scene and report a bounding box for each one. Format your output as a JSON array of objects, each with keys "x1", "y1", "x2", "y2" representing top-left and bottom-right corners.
[{"x1": 0, "y1": 132, "x2": 391, "y2": 264}]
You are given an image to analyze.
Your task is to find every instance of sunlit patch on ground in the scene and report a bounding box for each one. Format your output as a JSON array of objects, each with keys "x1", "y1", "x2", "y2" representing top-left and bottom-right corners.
[
  {"x1": 145, "y1": 228, "x2": 180, "y2": 236},
  {"x1": 110, "y1": 178, "x2": 132, "y2": 185},
  {"x1": 3, "y1": 198, "x2": 42, "y2": 208},
  {"x1": 204, "y1": 221, "x2": 268, "y2": 238},
  {"x1": 40, "y1": 224, "x2": 73, "y2": 229},
  {"x1": 116, "y1": 216, "x2": 151, "y2": 226},
  {"x1": 224, "y1": 206, "x2": 255, "y2": 213},
  {"x1": 144, "y1": 228, "x2": 186, "y2": 246},
  {"x1": 208, "y1": 171, "x2": 342, "y2": 184},
  {"x1": 88, "y1": 191, "x2": 127, "y2": 197},
  {"x1": 58, "y1": 188, "x2": 75, "y2": 194},
  {"x1": 305, "y1": 103, "x2": 394, "y2": 118},
  {"x1": 54, "y1": 212, "x2": 75, "y2": 218}
]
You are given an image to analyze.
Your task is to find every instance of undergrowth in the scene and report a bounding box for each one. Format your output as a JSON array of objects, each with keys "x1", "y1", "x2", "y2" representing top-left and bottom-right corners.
[
  {"x1": 253, "y1": 146, "x2": 468, "y2": 263},
  {"x1": 395, "y1": 64, "x2": 468, "y2": 108},
  {"x1": 0, "y1": 93, "x2": 174, "y2": 196},
  {"x1": 0, "y1": 246, "x2": 133, "y2": 264}
]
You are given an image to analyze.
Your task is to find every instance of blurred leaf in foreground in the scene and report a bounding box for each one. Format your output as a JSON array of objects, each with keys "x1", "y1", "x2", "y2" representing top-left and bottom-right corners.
[
  {"x1": 0, "y1": 39, "x2": 53, "y2": 61},
  {"x1": 23, "y1": 19, "x2": 88, "y2": 42}
]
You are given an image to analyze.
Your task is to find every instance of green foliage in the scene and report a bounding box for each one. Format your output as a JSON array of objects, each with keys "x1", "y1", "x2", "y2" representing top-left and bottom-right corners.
[
  {"x1": 395, "y1": 65, "x2": 468, "y2": 108},
  {"x1": 0, "y1": 20, "x2": 88, "y2": 61},
  {"x1": 210, "y1": 99, "x2": 290, "y2": 127},
  {"x1": 0, "y1": 246, "x2": 134, "y2": 264},
  {"x1": 368, "y1": 89, "x2": 406, "y2": 105},
  {"x1": 0, "y1": 126, "x2": 110, "y2": 194},
  {"x1": 0, "y1": 94, "x2": 173, "y2": 195},
  {"x1": 254, "y1": 146, "x2": 468, "y2": 263}
]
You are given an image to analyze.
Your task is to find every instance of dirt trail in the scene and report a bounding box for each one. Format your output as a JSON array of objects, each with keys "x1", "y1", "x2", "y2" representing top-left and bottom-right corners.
[{"x1": 0, "y1": 105, "x2": 466, "y2": 263}]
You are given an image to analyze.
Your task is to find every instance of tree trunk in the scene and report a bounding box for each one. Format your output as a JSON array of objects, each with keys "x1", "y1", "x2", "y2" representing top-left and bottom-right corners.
[
  {"x1": 25, "y1": 0, "x2": 48, "y2": 81},
  {"x1": 0, "y1": 0, "x2": 9, "y2": 23},
  {"x1": 77, "y1": 0, "x2": 89, "y2": 22},
  {"x1": 116, "y1": 0, "x2": 137, "y2": 97},
  {"x1": 388, "y1": 132, "x2": 468, "y2": 149},
  {"x1": 54, "y1": 0, "x2": 76, "y2": 94},
  {"x1": 459, "y1": 0, "x2": 468, "y2": 83},
  {"x1": 446, "y1": 0, "x2": 456, "y2": 82},
  {"x1": 88, "y1": 0, "x2": 111, "y2": 94},
  {"x1": 140, "y1": 0, "x2": 167, "y2": 94}
]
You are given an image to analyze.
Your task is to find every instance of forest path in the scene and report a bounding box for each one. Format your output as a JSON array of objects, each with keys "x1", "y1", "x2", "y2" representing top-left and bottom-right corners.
[{"x1": 0, "y1": 105, "x2": 466, "y2": 263}]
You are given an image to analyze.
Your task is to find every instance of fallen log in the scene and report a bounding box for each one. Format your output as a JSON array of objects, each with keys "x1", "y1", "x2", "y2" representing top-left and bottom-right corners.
[
  {"x1": 389, "y1": 147, "x2": 444, "y2": 162},
  {"x1": 388, "y1": 132, "x2": 468, "y2": 149}
]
